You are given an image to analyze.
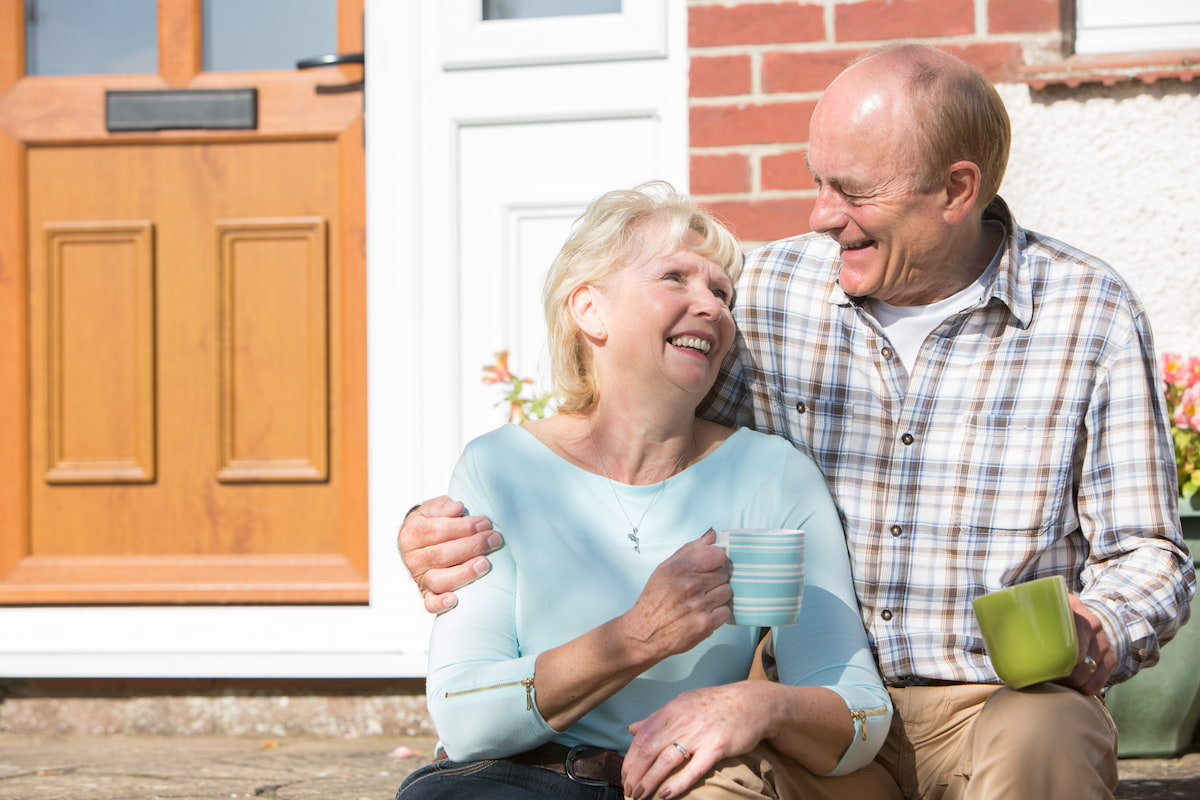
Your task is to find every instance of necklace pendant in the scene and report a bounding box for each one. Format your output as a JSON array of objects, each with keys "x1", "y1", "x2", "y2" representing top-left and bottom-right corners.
[{"x1": 628, "y1": 528, "x2": 640, "y2": 554}]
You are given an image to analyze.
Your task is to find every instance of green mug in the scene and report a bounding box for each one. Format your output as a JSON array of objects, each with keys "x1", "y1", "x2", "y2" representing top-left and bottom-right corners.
[{"x1": 972, "y1": 575, "x2": 1079, "y2": 689}]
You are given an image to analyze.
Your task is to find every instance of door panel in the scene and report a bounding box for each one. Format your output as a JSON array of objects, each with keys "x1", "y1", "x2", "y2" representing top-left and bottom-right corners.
[
  {"x1": 41, "y1": 220, "x2": 157, "y2": 484},
  {"x1": 0, "y1": 0, "x2": 366, "y2": 604},
  {"x1": 216, "y1": 217, "x2": 330, "y2": 483},
  {"x1": 457, "y1": 118, "x2": 667, "y2": 445}
]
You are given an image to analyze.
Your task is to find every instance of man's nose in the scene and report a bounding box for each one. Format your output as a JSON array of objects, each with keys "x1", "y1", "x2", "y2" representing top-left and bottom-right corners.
[{"x1": 809, "y1": 186, "x2": 844, "y2": 234}]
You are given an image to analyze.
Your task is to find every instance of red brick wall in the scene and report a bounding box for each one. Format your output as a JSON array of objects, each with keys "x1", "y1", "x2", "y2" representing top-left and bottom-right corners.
[{"x1": 687, "y1": 0, "x2": 1057, "y2": 243}]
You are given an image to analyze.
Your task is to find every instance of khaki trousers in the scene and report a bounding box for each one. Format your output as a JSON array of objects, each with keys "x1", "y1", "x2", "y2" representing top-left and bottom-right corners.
[
  {"x1": 676, "y1": 741, "x2": 903, "y2": 800},
  {"x1": 675, "y1": 637, "x2": 897, "y2": 800},
  {"x1": 876, "y1": 684, "x2": 1118, "y2": 800}
]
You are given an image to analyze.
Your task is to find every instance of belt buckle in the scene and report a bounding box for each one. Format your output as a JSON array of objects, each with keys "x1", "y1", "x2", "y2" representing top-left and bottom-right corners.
[{"x1": 564, "y1": 745, "x2": 609, "y2": 787}]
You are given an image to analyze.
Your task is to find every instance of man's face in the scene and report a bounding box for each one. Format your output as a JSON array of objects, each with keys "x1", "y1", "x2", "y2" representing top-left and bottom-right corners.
[{"x1": 805, "y1": 73, "x2": 954, "y2": 307}]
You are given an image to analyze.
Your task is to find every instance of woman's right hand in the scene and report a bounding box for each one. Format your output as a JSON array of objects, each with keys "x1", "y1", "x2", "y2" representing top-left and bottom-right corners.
[
  {"x1": 524, "y1": 530, "x2": 731, "y2": 735},
  {"x1": 397, "y1": 496, "x2": 504, "y2": 613},
  {"x1": 620, "y1": 530, "x2": 732, "y2": 660}
]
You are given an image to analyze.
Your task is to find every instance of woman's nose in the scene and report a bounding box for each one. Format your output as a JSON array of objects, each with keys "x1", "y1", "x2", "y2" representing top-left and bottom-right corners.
[{"x1": 693, "y1": 288, "x2": 724, "y2": 317}]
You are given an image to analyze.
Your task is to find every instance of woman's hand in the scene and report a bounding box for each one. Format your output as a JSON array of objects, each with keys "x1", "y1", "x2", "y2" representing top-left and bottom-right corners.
[
  {"x1": 617, "y1": 530, "x2": 732, "y2": 662},
  {"x1": 623, "y1": 681, "x2": 775, "y2": 800},
  {"x1": 529, "y1": 530, "x2": 731, "y2": 733}
]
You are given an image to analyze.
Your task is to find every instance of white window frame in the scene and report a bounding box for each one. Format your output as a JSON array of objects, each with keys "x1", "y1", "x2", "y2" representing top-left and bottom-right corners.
[
  {"x1": 1075, "y1": 0, "x2": 1200, "y2": 55},
  {"x1": 441, "y1": 0, "x2": 666, "y2": 69}
]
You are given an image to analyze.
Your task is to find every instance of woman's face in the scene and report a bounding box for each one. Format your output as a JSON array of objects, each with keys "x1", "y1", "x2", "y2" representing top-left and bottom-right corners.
[{"x1": 593, "y1": 242, "x2": 736, "y2": 405}]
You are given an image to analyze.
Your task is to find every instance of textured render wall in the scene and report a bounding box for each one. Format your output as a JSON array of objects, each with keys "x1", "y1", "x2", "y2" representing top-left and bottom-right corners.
[
  {"x1": 687, "y1": 0, "x2": 1200, "y2": 358},
  {"x1": 998, "y1": 80, "x2": 1200, "y2": 357}
]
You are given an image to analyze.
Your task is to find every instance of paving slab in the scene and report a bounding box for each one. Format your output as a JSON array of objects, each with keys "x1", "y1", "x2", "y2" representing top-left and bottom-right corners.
[
  {"x1": 0, "y1": 734, "x2": 438, "y2": 800},
  {"x1": 1113, "y1": 752, "x2": 1200, "y2": 800},
  {"x1": 1, "y1": 734, "x2": 1198, "y2": 799}
]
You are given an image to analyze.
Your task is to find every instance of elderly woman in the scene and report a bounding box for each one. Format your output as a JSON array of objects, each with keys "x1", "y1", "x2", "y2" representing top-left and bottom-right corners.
[{"x1": 395, "y1": 183, "x2": 896, "y2": 800}]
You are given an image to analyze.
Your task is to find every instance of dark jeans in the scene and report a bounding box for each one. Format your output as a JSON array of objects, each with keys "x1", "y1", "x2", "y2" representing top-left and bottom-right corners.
[{"x1": 395, "y1": 757, "x2": 625, "y2": 800}]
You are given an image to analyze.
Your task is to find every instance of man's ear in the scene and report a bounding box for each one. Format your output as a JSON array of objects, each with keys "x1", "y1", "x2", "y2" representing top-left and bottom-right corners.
[
  {"x1": 569, "y1": 283, "x2": 606, "y2": 340},
  {"x1": 943, "y1": 160, "x2": 982, "y2": 224}
]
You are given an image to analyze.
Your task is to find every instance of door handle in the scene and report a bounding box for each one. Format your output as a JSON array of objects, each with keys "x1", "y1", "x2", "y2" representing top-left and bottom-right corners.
[{"x1": 296, "y1": 52, "x2": 364, "y2": 70}]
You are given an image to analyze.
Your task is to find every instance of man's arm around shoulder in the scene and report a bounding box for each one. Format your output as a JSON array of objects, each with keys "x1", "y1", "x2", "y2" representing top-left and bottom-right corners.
[{"x1": 398, "y1": 496, "x2": 503, "y2": 613}]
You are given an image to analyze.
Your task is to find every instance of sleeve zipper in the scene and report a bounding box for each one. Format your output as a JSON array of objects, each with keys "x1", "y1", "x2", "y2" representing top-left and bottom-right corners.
[
  {"x1": 444, "y1": 677, "x2": 535, "y2": 710},
  {"x1": 849, "y1": 706, "x2": 888, "y2": 741}
]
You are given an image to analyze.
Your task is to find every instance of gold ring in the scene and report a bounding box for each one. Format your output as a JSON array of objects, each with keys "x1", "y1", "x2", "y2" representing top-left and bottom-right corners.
[
  {"x1": 672, "y1": 742, "x2": 691, "y2": 760},
  {"x1": 1083, "y1": 655, "x2": 1098, "y2": 673}
]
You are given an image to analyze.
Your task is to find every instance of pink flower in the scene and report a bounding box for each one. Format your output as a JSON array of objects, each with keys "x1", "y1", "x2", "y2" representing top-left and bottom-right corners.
[
  {"x1": 481, "y1": 349, "x2": 552, "y2": 425},
  {"x1": 1165, "y1": 353, "x2": 1200, "y2": 497},
  {"x1": 482, "y1": 351, "x2": 514, "y2": 385},
  {"x1": 1176, "y1": 384, "x2": 1200, "y2": 432},
  {"x1": 1162, "y1": 352, "x2": 1188, "y2": 387},
  {"x1": 1187, "y1": 356, "x2": 1200, "y2": 389}
]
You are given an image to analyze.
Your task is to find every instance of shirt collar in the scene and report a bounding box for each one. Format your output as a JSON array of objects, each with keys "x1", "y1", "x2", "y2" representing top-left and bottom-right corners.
[{"x1": 981, "y1": 196, "x2": 1034, "y2": 329}]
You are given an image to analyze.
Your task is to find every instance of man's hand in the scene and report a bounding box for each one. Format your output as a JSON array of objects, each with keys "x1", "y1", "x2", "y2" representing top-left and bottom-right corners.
[
  {"x1": 1061, "y1": 594, "x2": 1116, "y2": 695},
  {"x1": 397, "y1": 496, "x2": 502, "y2": 613}
]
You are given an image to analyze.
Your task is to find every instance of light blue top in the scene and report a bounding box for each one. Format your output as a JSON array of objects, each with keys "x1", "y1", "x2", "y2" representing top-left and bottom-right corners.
[{"x1": 425, "y1": 425, "x2": 891, "y2": 775}]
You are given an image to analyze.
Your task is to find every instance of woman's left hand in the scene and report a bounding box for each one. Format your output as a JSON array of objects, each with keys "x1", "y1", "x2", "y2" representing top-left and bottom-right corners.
[{"x1": 622, "y1": 681, "x2": 774, "y2": 800}]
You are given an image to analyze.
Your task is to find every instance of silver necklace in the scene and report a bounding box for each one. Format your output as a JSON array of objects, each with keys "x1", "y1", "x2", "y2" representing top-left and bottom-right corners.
[{"x1": 588, "y1": 426, "x2": 690, "y2": 554}]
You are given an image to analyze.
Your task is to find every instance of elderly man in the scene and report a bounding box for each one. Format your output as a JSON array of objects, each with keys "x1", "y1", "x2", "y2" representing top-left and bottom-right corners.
[{"x1": 400, "y1": 44, "x2": 1194, "y2": 799}]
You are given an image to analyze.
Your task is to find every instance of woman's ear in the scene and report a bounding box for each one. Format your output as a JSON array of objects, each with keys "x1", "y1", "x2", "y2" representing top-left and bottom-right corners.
[{"x1": 569, "y1": 284, "x2": 606, "y2": 340}]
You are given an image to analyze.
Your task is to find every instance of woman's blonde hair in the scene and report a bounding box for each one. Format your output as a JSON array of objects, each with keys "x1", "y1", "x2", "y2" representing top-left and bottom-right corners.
[{"x1": 543, "y1": 181, "x2": 742, "y2": 414}]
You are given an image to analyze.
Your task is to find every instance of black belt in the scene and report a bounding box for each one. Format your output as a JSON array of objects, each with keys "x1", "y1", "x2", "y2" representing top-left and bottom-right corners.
[
  {"x1": 905, "y1": 680, "x2": 967, "y2": 687},
  {"x1": 438, "y1": 742, "x2": 624, "y2": 787}
]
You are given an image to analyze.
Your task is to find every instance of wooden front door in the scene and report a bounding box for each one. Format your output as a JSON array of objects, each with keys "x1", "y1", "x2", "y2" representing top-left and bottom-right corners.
[{"x1": 0, "y1": 1, "x2": 367, "y2": 604}]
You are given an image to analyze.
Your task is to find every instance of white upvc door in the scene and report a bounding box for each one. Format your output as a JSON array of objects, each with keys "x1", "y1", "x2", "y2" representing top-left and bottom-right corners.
[
  {"x1": 0, "y1": 0, "x2": 688, "y2": 678},
  {"x1": 412, "y1": 0, "x2": 691, "y2": 476}
]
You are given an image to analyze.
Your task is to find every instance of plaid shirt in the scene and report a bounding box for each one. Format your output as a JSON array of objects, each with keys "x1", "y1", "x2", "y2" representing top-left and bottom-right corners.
[{"x1": 700, "y1": 197, "x2": 1194, "y2": 686}]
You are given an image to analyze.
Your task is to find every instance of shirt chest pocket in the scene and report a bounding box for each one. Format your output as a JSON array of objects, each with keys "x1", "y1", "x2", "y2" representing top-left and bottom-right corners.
[
  {"x1": 945, "y1": 412, "x2": 1080, "y2": 535},
  {"x1": 764, "y1": 385, "x2": 856, "y2": 462}
]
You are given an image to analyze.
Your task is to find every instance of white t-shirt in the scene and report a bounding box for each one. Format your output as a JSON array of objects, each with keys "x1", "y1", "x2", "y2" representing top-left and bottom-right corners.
[{"x1": 867, "y1": 232, "x2": 1003, "y2": 370}]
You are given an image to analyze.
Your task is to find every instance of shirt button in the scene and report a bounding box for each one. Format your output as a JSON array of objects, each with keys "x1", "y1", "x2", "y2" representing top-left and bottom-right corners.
[
  {"x1": 795, "y1": 401, "x2": 806, "y2": 414},
  {"x1": 881, "y1": 346, "x2": 893, "y2": 359},
  {"x1": 890, "y1": 525, "x2": 902, "y2": 537},
  {"x1": 881, "y1": 609, "x2": 894, "y2": 621},
  {"x1": 901, "y1": 433, "x2": 914, "y2": 445}
]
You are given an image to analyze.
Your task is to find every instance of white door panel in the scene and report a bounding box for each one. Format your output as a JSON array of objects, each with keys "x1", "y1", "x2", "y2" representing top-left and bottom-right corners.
[{"x1": 458, "y1": 117, "x2": 664, "y2": 445}]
